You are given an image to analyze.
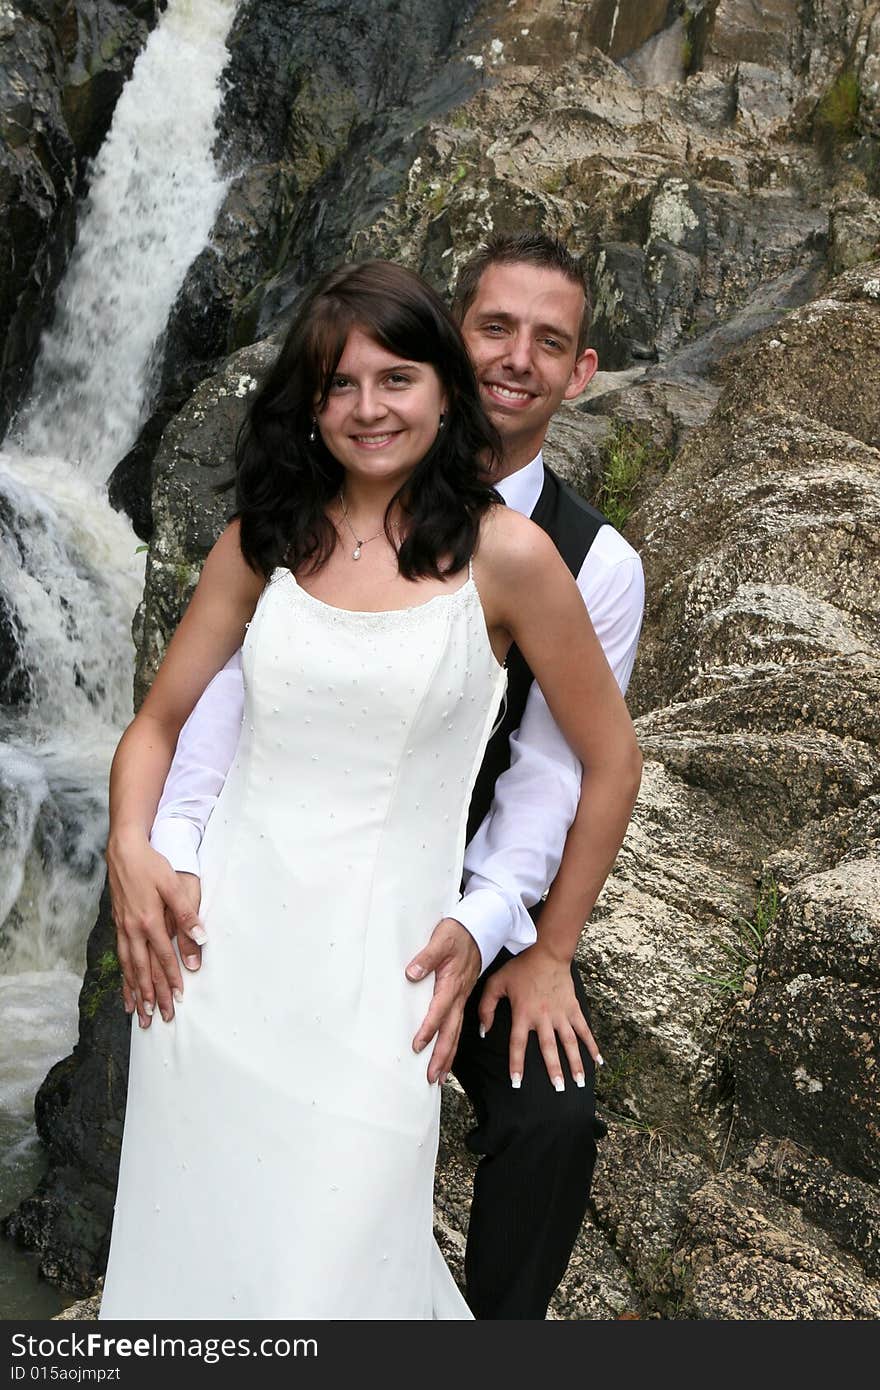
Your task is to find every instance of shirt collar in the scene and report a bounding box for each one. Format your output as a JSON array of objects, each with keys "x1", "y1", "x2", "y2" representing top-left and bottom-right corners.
[{"x1": 493, "y1": 450, "x2": 544, "y2": 518}]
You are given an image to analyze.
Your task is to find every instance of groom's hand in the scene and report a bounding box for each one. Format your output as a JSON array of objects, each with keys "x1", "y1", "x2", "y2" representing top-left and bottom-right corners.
[
  {"x1": 406, "y1": 918, "x2": 481, "y2": 1084},
  {"x1": 108, "y1": 831, "x2": 202, "y2": 1029},
  {"x1": 167, "y1": 871, "x2": 204, "y2": 974},
  {"x1": 478, "y1": 944, "x2": 602, "y2": 1089}
]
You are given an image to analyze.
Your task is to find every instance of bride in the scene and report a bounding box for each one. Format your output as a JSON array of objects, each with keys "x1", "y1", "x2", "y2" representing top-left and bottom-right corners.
[{"x1": 100, "y1": 259, "x2": 641, "y2": 1319}]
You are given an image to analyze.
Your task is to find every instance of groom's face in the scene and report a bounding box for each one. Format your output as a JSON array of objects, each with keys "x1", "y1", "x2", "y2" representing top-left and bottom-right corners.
[
  {"x1": 459, "y1": 261, "x2": 598, "y2": 467},
  {"x1": 458, "y1": 262, "x2": 597, "y2": 469}
]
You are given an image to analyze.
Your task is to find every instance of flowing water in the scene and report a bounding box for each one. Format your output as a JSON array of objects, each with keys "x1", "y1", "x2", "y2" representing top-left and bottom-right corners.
[{"x1": 0, "y1": 0, "x2": 238, "y2": 1317}]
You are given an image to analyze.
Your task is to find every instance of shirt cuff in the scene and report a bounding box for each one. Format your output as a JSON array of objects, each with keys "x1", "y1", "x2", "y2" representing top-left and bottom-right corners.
[
  {"x1": 149, "y1": 818, "x2": 202, "y2": 877},
  {"x1": 447, "y1": 886, "x2": 514, "y2": 975}
]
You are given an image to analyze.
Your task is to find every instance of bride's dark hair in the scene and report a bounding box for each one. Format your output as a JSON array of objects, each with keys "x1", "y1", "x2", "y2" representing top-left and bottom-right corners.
[{"x1": 233, "y1": 260, "x2": 503, "y2": 581}]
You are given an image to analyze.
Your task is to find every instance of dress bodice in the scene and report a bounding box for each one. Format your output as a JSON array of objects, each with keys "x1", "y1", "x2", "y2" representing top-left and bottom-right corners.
[{"x1": 222, "y1": 565, "x2": 508, "y2": 923}]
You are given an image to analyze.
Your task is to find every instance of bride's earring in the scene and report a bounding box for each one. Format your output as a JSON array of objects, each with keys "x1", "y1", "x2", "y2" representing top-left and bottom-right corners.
[
  {"x1": 309, "y1": 419, "x2": 317, "y2": 443},
  {"x1": 438, "y1": 413, "x2": 446, "y2": 431}
]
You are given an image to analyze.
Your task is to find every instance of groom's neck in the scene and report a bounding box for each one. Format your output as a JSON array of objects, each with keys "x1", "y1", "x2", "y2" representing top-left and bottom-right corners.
[{"x1": 494, "y1": 434, "x2": 546, "y2": 482}]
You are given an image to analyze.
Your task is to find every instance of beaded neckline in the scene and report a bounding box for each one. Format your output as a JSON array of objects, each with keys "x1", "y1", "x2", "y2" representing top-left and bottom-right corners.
[
  {"x1": 268, "y1": 565, "x2": 506, "y2": 677},
  {"x1": 270, "y1": 565, "x2": 475, "y2": 620}
]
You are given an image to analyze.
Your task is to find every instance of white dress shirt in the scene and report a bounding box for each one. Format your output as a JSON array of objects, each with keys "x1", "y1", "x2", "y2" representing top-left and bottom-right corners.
[{"x1": 150, "y1": 451, "x2": 645, "y2": 971}]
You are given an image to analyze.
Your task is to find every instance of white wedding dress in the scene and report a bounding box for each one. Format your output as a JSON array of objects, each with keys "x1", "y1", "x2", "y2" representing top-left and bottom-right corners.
[{"x1": 100, "y1": 563, "x2": 506, "y2": 1320}]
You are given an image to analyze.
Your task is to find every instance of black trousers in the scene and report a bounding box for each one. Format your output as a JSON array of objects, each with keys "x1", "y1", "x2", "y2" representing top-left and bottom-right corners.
[{"x1": 450, "y1": 948, "x2": 603, "y2": 1319}]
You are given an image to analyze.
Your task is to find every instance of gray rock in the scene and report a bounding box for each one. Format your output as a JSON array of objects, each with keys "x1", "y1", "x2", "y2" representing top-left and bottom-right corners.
[
  {"x1": 590, "y1": 1126, "x2": 711, "y2": 1313},
  {"x1": 2, "y1": 885, "x2": 128, "y2": 1294},
  {"x1": 734, "y1": 860, "x2": 880, "y2": 1181},
  {"x1": 829, "y1": 195, "x2": 880, "y2": 275},
  {"x1": 745, "y1": 1135, "x2": 880, "y2": 1280},
  {"x1": 697, "y1": 0, "x2": 800, "y2": 71},
  {"x1": 674, "y1": 1168, "x2": 880, "y2": 1319},
  {"x1": 543, "y1": 401, "x2": 613, "y2": 503},
  {"x1": 586, "y1": 0, "x2": 673, "y2": 63},
  {"x1": 133, "y1": 337, "x2": 276, "y2": 704},
  {"x1": 578, "y1": 758, "x2": 757, "y2": 1158}
]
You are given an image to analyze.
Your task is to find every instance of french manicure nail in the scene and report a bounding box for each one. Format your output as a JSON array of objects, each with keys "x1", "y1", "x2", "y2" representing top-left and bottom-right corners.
[
  {"x1": 173, "y1": 988, "x2": 183, "y2": 1003},
  {"x1": 479, "y1": 1023, "x2": 486, "y2": 1039},
  {"x1": 183, "y1": 955, "x2": 199, "y2": 970},
  {"x1": 511, "y1": 1073, "x2": 522, "y2": 1090},
  {"x1": 575, "y1": 1072, "x2": 586, "y2": 1088},
  {"x1": 406, "y1": 964, "x2": 426, "y2": 980},
  {"x1": 554, "y1": 1077, "x2": 565, "y2": 1093},
  {"x1": 138, "y1": 1015, "x2": 148, "y2": 1029},
  {"x1": 596, "y1": 1054, "x2": 605, "y2": 1067},
  {"x1": 160, "y1": 1009, "x2": 172, "y2": 1023},
  {"x1": 191, "y1": 925, "x2": 208, "y2": 946},
  {"x1": 123, "y1": 999, "x2": 134, "y2": 1014},
  {"x1": 143, "y1": 1001, "x2": 154, "y2": 1017}
]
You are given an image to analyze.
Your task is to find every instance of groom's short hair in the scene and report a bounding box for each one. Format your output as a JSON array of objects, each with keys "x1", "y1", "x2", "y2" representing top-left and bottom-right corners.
[{"x1": 451, "y1": 233, "x2": 592, "y2": 354}]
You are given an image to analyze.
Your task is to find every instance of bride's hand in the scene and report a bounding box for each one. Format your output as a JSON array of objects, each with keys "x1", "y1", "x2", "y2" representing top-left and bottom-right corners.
[
  {"x1": 478, "y1": 945, "x2": 602, "y2": 1090},
  {"x1": 106, "y1": 828, "x2": 203, "y2": 1029}
]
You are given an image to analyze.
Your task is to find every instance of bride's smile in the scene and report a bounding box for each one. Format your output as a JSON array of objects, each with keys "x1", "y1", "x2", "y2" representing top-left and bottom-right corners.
[{"x1": 316, "y1": 326, "x2": 448, "y2": 493}]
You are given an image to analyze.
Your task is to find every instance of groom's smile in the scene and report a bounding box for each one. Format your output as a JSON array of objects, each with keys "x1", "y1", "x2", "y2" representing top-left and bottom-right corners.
[
  {"x1": 460, "y1": 260, "x2": 598, "y2": 475},
  {"x1": 481, "y1": 381, "x2": 537, "y2": 409}
]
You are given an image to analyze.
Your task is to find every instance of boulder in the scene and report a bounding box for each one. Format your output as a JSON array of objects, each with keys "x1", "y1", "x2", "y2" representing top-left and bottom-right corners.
[
  {"x1": 2, "y1": 886, "x2": 129, "y2": 1294},
  {"x1": 674, "y1": 1169, "x2": 880, "y2": 1319},
  {"x1": 734, "y1": 859, "x2": 880, "y2": 1181}
]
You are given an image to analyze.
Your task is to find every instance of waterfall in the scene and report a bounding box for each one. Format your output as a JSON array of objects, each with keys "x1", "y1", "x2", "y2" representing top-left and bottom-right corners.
[
  {"x1": 14, "y1": 0, "x2": 237, "y2": 479},
  {"x1": 0, "y1": 0, "x2": 239, "y2": 1314}
]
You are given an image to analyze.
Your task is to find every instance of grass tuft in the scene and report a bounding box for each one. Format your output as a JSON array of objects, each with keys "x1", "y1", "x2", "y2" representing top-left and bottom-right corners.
[
  {"x1": 696, "y1": 878, "x2": 780, "y2": 1000},
  {"x1": 815, "y1": 71, "x2": 861, "y2": 151},
  {"x1": 597, "y1": 422, "x2": 667, "y2": 530}
]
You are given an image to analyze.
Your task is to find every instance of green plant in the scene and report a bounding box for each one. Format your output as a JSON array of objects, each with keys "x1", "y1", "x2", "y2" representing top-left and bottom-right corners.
[
  {"x1": 134, "y1": 543, "x2": 148, "y2": 554},
  {"x1": 815, "y1": 71, "x2": 861, "y2": 150},
  {"x1": 680, "y1": 1, "x2": 697, "y2": 75},
  {"x1": 82, "y1": 949, "x2": 123, "y2": 1020},
  {"x1": 596, "y1": 1108, "x2": 674, "y2": 1159},
  {"x1": 595, "y1": 1048, "x2": 639, "y2": 1103},
  {"x1": 696, "y1": 878, "x2": 780, "y2": 999},
  {"x1": 542, "y1": 168, "x2": 567, "y2": 196},
  {"x1": 596, "y1": 422, "x2": 665, "y2": 530}
]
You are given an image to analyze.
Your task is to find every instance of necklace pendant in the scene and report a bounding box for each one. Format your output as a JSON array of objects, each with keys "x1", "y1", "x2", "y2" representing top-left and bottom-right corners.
[{"x1": 352, "y1": 546, "x2": 362, "y2": 560}]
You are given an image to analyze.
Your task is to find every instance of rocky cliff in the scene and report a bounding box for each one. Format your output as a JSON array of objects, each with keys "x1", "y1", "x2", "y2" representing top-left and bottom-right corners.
[{"x1": 6, "y1": 0, "x2": 880, "y2": 1318}]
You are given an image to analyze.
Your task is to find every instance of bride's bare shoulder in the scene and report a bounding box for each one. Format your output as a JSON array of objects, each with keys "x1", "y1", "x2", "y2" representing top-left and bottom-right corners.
[
  {"x1": 201, "y1": 518, "x2": 266, "y2": 598},
  {"x1": 476, "y1": 501, "x2": 560, "y2": 583}
]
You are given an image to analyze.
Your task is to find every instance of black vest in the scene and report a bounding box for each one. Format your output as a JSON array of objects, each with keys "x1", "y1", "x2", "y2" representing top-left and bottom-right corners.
[{"x1": 466, "y1": 465, "x2": 609, "y2": 847}]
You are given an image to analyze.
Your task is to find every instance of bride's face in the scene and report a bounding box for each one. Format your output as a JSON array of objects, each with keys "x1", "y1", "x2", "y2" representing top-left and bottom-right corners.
[{"x1": 316, "y1": 327, "x2": 448, "y2": 489}]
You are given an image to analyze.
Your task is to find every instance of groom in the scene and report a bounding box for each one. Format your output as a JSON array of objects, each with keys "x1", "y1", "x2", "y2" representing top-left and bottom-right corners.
[{"x1": 144, "y1": 234, "x2": 644, "y2": 1319}]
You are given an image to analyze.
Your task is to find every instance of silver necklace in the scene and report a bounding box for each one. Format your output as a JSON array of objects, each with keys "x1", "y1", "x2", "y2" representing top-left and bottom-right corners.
[{"x1": 338, "y1": 492, "x2": 398, "y2": 561}]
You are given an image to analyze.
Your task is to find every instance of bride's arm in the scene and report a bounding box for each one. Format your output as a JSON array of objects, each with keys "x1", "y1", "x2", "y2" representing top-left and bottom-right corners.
[
  {"x1": 477, "y1": 508, "x2": 642, "y2": 1087},
  {"x1": 106, "y1": 521, "x2": 264, "y2": 1028}
]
